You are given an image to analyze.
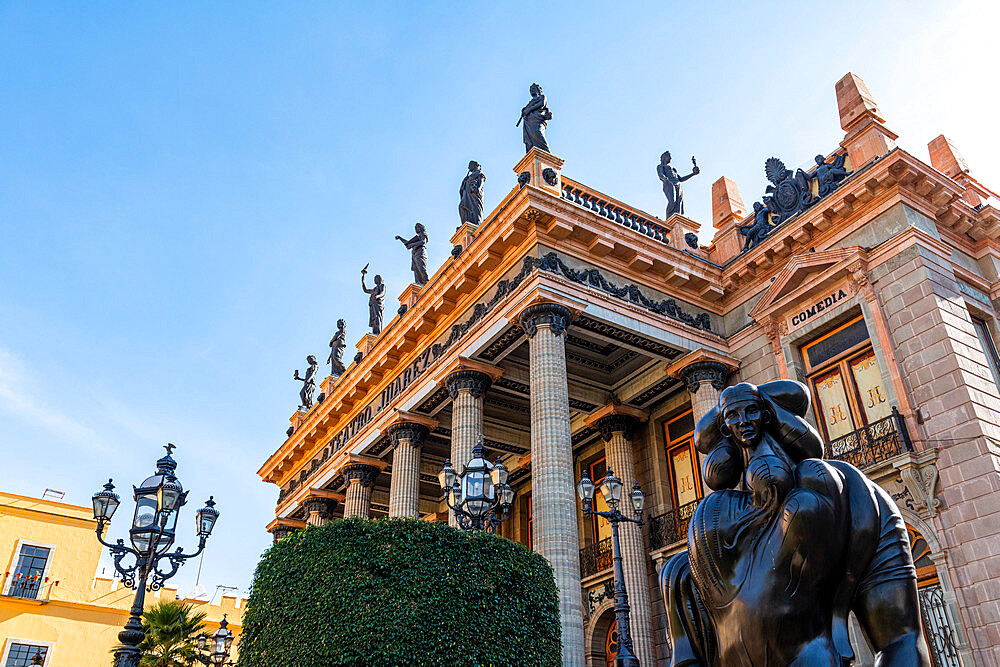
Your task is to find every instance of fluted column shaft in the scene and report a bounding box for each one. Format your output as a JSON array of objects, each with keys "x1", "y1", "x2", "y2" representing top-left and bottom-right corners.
[
  {"x1": 343, "y1": 464, "x2": 379, "y2": 518},
  {"x1": 520, "y1": 303, "x2": 585, "y2": 667},
  {"x1": 387, "y1": 423, "x2": 428, "y2": 518},
  {"x1": 598, "y1": 417, "x2": 654, "y2": 667},
  {"x1": 445, "y1": 370, "x2": 492, "y2": 527}
]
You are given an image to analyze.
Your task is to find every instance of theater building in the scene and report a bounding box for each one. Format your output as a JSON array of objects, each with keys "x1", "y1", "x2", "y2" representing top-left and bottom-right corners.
[{"x1": 258, "y1": 73, "x2": 1000, "y2": 667}]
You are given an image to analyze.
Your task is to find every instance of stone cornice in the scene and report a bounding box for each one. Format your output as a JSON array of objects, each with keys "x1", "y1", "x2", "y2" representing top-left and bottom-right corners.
[
  {"x1": 265, "y1": 517, "x2": 307, "y2": 533},
  {"x1": 333, "y1": 454, "x2": 387, "y2": 477},
  {"x1": 302, "y1": 488, "x2": 345, "y2": 503},
  {"x1": 747, "y1": 245, "x2": 867, "y2": 323},
  {"x1": 435, "y1": 356, "x2": 504, "y2": 400},
  {"x1": 383, "y1": 410, "x2": 439, "y2": 434}
]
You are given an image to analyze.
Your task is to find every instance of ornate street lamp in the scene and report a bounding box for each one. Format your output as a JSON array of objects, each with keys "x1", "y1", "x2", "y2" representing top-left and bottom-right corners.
[
  {"x1": 196, "y1": 614, "x2": 235, "y2": 665},
  {"x1": 30, "y1": 650, "x2": 44, "y2": 666},
  {"x1": 92, "y1": 444, "x2": 219, "y2": 667},
  {"x1": 577, "y1": 467, "x2": 645, "y2": 667},
  {"x1": 438, "y1": 436, "x2": 514, "y2": 532}
]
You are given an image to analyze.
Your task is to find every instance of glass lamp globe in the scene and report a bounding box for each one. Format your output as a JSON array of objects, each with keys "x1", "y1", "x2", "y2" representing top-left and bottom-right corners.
[
  {"x1": 438, "y1": 460, "x2": 456, "y2": 490},
  {"x1": 577, "y1": 470, "x2": 595, "y2": 502},
  {"x1": 196, "y1": 497, "x2": 219, "y2": 538},
  {"x1": 92, "y1": 479, "x2": 120, "y2": 523},
  {"x1": 159, "y1": 476, "x2": 184, "y2": 514},
  {"x1": 630, "y1": 483, "x2": 645, "y2": 514},
  {"x1": 600, "y1": 469, "x2": 623, "y2": 505},
  {"x1": 490, "y1": 458, "x2": 509, "y2": 486}
]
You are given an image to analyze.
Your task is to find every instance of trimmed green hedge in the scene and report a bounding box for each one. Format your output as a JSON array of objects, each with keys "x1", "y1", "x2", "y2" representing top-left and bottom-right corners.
[{"x1": 238, "y1": 518, "x2": 561, "y2": 667}]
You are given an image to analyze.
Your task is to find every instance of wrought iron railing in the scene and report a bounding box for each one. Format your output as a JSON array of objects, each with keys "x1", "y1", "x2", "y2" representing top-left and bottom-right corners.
[
  {"x1": 560, "y1": 179, "x2": 671, "y2": 244},
  {"x1": 823, "y1": 407, "x2": 912, "y2": 469},
  {"x1": 4, "y1": 572, "x2": 42, "y2": 599},
  {"x1": 648, "y1": 499, "x2": 701, "y2": 552},
  {"x1": 918, "y1": 583, "x2": 962, "y2": 667},
  {"x1": 579, "y1": 536, "x2": 613, "y2": 578}
]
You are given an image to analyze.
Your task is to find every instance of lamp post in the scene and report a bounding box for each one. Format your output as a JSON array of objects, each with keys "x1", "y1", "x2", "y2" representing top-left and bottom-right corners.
[
  {"x1": 92, "y1": 444, "x2": 220, "y2": 667},
  {"x1": 196, "y1": 614, "x2": 235, "y2": 665},
  {"x1": 438, "y1": 436, "x2": 515, "y2": 532},
  {"x1": 577, "y1": 468, "x2": 645, "y2": 667},
  {"x1": 30, "y1": 650, "x2": 44, "y2": 666}
]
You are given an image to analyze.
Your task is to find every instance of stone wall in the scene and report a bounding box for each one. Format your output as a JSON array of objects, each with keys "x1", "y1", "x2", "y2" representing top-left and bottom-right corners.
[{"x1": 875, "y1": 242, "x2": 1000, "y2": 665}]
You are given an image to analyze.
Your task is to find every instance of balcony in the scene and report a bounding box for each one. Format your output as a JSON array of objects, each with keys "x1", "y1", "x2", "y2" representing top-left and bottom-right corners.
[
  {"x1": 579, "y1": 537, "x2": 613, "y2": 579},
  {"x1": 648, "y1": 499, "x2": 700, "y2": 552},
  {"x1": 3, "y1": 573, "x2": 43, "y2": 600},
  {"x1": 824, "y1": 407, "x2": 913, "y2": 469}
]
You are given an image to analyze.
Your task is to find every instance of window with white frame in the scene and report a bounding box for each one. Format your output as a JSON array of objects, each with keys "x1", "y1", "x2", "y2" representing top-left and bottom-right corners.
[
  {"x1": 3, "y1": 642, "x2": 48, "y2": 667},
  {"x1": 4, "y1": 544, "x2": 51, "y2": 600}
]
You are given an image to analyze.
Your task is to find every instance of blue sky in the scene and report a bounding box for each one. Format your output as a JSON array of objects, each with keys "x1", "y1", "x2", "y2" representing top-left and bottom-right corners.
[{"x1": 2, "y1": 1, "x2": 998, "y2": 595}]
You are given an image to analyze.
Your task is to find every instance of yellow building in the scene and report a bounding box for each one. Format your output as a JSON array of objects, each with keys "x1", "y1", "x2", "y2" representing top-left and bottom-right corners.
[{"x1": 0, "y1": 492, "x2": 242, "y2": 667}]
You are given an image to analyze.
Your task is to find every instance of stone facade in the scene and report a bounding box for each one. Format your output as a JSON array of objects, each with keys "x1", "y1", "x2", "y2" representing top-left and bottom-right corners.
[{"x1": 259, "y1": 73, "x2": 1000, "y2": 666}]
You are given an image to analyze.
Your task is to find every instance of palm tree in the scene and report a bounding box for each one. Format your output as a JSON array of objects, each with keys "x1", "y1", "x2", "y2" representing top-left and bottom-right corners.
[{"x1": 114, "y1": 600, "x2": 207, "y2": 667}]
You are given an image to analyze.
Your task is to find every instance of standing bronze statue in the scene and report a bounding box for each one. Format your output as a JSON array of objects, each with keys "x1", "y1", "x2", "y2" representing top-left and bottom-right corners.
[
  {"x1": 657, "y1": 151, "x2": 699, "y2": 218},
  {"x1": 459, "y1": 161, "x2": 486, "y2": 226},
  {"x1": 396, "y1": 223, "x2": 429, "y2": 286},
  {"x1": 661, "y1": 380, "x2": 929, "y2": 666},
  {"x1": 327, "y1": 319, "x2": 347, "y2": 377},
  {"x1": 361, "y1": 264, "x2": 386, "y2": 335},
  {"x1": 293, "y1": 355, "x2": 318, "y2": 409},
  {"x1": 518, "y1": 83, "x2": 552, "y2": 153}
]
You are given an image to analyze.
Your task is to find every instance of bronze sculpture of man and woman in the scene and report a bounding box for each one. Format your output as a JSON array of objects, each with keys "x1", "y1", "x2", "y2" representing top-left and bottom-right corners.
[{"x1": 662, "y1": 380, "x2": 929, "y2": 666}]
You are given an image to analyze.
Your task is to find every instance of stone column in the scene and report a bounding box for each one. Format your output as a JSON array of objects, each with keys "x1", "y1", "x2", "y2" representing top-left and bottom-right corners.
[
  {"x1": 442, "y1": 360, "x2": 500, "y2": 527},
  {"x1": 668, "y1": 350, "x2": 739, "y2": 499},
  {"x1": 386, "y1": 422, "x2": 429, "y2": 518},
  {"x1": 342, "y1": 464, "x2": 380, "y2": 518},
  {"x1": 303, "y1": 496, "x2": 337, "y2": 527},
  {"x1": 680, "y1": 361, "x2": 731, "y2": 421},
  {"x1": 667, "y1": 350, "x2": 740, "y2": 425},
  {"x1": 586, "y1": 405, "x2": 654, "y2": 667},
  {"x1": 519, "y1": 302, "x2": 585, "y2": 667}
]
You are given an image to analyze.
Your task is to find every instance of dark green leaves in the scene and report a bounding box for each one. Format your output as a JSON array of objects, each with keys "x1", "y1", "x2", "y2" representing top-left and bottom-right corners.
[{"x1": 238, "y1": 518, "x2": 561, "y2": 667}]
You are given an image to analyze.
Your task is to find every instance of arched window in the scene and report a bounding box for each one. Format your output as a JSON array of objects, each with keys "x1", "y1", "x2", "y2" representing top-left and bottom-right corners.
[
  {"x1": 906, "y1": 523, "x2": 938, "y2": 585},
  {"x1": 605, "y1": 619, "x2": 619, "y2": 667}
]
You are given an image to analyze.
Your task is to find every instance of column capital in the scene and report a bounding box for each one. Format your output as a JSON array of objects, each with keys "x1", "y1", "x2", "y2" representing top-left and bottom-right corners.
[
  {"x1": 266, "y1": 517, "x2": 307, "y2": 542},
  {"x1": 666, "y1": 348, "x2": 739, "y2": 394},
  {"x1": 435, "y1": 357, "x2": 503, "y2": 398},
  {"x1": 384, "y1": 411, "x2": 438, "y2": 448},
  {"x1": 518, "y1": 302, "x2": 573, "y2": 338},
  {"x1": 302, "y1": 496, "x2": 338, "y2": 520},
  {"x1": 335, "y1": 454, "x2": 387, "y2": 488},
  {"x1": 584, "y1": 402, "x2": 649, "y2": 442},
  {"x1": 343, "y1": 464, "x2": 381, "y2": 488}
]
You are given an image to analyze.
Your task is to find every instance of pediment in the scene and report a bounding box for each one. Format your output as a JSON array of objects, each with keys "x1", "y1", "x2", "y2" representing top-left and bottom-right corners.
[{"x1": 748, "y1": 246, "x2": 866, "y2": 322}]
